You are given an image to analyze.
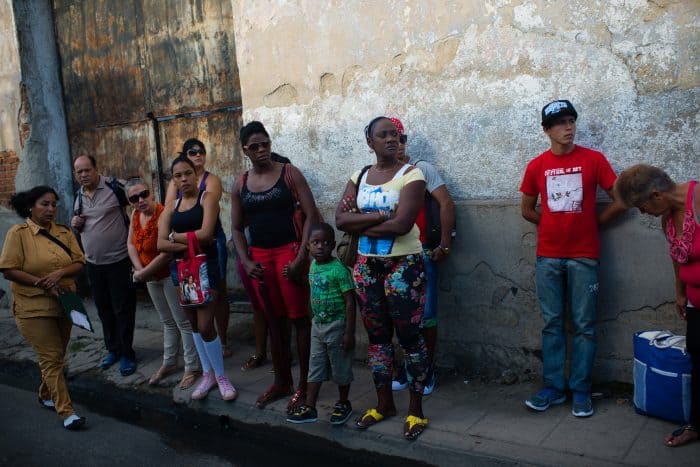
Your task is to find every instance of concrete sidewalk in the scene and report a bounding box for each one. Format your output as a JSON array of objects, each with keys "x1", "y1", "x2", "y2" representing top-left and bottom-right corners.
[{"x1": 0, "y1": 297, "x2": 697, "y2": 466}]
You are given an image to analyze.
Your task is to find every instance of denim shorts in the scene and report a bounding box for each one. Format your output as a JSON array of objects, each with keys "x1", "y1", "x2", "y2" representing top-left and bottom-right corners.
[
  {"x1": 421, "y1": 248, "x2": 438, "y2": 328},
  {"x1": 215, "y1": 228, "x2": 228, "y2": 279}
]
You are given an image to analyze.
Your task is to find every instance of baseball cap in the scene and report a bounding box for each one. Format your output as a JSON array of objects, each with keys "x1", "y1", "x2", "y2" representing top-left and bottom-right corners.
[{"x1": 541, "y1": 100, "x2": 578, "y2": 126}]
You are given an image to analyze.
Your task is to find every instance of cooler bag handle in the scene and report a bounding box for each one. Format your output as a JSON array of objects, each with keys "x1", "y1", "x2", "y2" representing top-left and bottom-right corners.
[{"x1": 652, "y1": 334, "x2": 687, "y2": 352}]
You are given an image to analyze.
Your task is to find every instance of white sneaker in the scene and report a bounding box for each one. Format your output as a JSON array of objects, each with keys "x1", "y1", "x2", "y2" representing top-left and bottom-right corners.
[{"x1": 63, "y1": 414, "x2": 86, "y2": 430}]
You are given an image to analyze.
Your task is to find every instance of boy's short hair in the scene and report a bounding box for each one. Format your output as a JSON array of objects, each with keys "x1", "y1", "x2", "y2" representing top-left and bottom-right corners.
[
  {"x1": 541, "y1": 99, "x2": 578, "y2": 128},
  {"x1": 310, "y1": 222, "x2": 336, "y2": 239}
]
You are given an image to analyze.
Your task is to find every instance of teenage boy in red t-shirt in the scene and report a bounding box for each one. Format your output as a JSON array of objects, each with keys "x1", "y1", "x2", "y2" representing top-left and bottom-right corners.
[{"x1": 520, "y1": 100, "x2": 626, "y2": 417}]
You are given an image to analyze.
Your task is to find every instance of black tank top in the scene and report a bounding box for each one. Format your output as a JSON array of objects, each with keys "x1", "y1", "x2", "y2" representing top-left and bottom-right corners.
[
  {"x1": 170, "y1": 192, "x2": 218, "y2": 260},
  {"x1": 241, "y1": 165, "x2": 297, "y2": 248}
]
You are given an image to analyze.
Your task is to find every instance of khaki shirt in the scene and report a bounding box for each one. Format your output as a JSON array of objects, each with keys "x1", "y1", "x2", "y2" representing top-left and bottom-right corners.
[{"x1": 0, "y1": 220, "x2": 85, "y2": 318}]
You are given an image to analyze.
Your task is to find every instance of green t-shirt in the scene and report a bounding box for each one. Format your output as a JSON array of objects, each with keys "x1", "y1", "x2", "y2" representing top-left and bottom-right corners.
[{"x1": 308, "y1": 258, "x2": 355, "y2": 323}]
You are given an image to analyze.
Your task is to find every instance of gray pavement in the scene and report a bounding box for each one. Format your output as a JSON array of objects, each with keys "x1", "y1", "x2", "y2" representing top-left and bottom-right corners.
[{"x1": 0, "y1": 297, "x2": 697, "y2": 466}]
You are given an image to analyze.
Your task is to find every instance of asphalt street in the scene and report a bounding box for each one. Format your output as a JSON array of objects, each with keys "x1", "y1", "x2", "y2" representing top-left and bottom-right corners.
[{"x1": 0, "y1": 383, "x2": 233, "y2": 467}]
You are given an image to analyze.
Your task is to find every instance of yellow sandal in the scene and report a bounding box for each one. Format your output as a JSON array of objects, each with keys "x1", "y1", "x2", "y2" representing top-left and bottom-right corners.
[
  {"x1": 356, "y1": 408, "x2": 388, "y2": 429},
  {"x1": 403, "y1": 415, "x2": 428, "y2": 441}
]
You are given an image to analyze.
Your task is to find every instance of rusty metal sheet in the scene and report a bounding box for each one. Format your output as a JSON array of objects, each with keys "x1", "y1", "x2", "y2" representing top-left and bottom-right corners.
[
  {"x1": 142, "y1": 0, "x2": 242, "y2": 115},
  {"x1": 67, "y1": 121, "x2": 160, "y2": 198},
  {"x1": 53, "y1": 0, "x2": 148, "y2": 129},
  {"x1": 158, "y1": 110, "x2": 245, "y2": 233}
]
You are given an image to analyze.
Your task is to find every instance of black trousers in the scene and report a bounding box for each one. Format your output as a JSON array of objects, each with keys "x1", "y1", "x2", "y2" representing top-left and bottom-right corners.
[
  {"x1": 86, "y1": 257, "x2": 136, "y2": 360},
  {"x1": 687, "y1": 306, "x2": 700, "y2": 425}
]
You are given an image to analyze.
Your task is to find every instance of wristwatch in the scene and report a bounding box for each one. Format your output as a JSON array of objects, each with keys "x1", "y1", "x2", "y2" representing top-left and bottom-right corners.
[
  {"x1": 168, "y1": 232, "x2": 175, "y2": 243},
  {"x1": 438, "y1": 245, "x2": 450, "y2": 255}
]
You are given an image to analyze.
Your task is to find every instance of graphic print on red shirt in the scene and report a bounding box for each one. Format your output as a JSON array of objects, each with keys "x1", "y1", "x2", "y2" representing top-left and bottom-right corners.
[{"x1": 520, "y1": 145, "x2": 617, "y2": 259}]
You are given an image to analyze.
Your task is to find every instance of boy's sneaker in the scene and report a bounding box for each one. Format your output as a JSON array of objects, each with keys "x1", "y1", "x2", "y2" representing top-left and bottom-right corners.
[
  {"x1": 286, "y1": 405, "x2": 318, "y2": 424},
  {"x1": 329, "y1": 401, "x2": 353, "y2": 425},
  {"x1": 392, "y1": 364, "x2": 409, "y2": 391},
  {"x1": 571, "y1": 391, "x2": 594, "y2": 417},
  {"x1": 525, "y1": 387, "x2": 566, "y2": 411},
  {"x1": 423, "y1": 367, "x2": 437, "y2": 396}
]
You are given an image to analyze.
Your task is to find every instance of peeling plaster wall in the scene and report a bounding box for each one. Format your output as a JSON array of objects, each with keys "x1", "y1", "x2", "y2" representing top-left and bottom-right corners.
[
  {"x1": 232, "y1": 0, "x2": 699, "y2": 382},
  {"x1": 0, "y1": 0, "x2": 21, "y2": 299}
]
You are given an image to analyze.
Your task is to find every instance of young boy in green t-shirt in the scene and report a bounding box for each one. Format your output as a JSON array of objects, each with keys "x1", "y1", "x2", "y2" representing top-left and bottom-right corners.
[{"x1": 287, "y1": 223, "x2": 356, "y2": 425}]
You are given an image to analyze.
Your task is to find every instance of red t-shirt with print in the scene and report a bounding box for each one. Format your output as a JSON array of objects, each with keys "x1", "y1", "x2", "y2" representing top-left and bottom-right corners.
[{"x1": 520, "y1": 145, "x2": 617, "y2": 259}]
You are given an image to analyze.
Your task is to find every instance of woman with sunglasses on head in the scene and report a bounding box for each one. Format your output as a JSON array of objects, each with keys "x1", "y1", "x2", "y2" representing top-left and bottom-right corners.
[
  {"x1": 231, "y1": 121, "x2": 319, "y2": 412},
  {"x1": 616, "y1": 165, "x2": 700, "y2": 447},
  {"x1": 165, "y1": 139, "x2": 232, "y2": 358},
  {"x1": 336, "y1": 116, "x2": 429, "y2": 441},
  {"x1": 158, "y1": 156, "x2": 237, "y2": 401},
  {"x1": 0, "y1": 186, "x2": 86, "y2": 430},
  {"x1": 126, "y1": 178, "x2": 200, "y2": 389}
]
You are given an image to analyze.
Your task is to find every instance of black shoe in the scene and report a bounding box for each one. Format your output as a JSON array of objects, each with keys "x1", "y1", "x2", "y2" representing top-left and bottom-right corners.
[
  {"x1": 286, "y1": 405, "x2": 318, "y2": 424},
  {"x1": 38, "y1": 397, "x2": 56, "y2": 411},
  {"x1": 330, "y1": 401, "x2": 353, "y2": 425},
  {"x1": 63, "y1": 414, "x2": 86, "y2": 430}
]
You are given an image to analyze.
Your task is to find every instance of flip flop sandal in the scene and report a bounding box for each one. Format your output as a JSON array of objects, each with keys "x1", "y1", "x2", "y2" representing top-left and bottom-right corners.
[
  {"x1": 255, "y1": 384, "x2": 293, "y2": 409},
  {"x1": 149, "y1": 365, "x2": 178, "y2": 386},
  {"x1": 178, "y1": 371, "x2": 200, "y2": 390},
  {"x1": 403, "y1": 415, "x2": 429, "y2": 441},
  {"x1": 241, "y1": 355, "x2": 267, "y2": 371},
  {"x1": 287, "y1": 389, "x2": 306, "y2": 415},
  {"x1": 356, "y1": 408, "x2": 388, "y2": 429},
  {"x1": 666, "y1": 424, "x2": 699, "y2": 447}
]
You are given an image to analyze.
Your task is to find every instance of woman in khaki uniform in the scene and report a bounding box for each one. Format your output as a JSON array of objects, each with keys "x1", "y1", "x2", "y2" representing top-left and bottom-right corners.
[{"x1": 0, "y1": 186, "x2": 86, "y2": 430}]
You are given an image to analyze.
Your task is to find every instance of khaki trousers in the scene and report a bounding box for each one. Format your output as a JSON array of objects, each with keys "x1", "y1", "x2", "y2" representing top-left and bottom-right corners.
[{"x1": 15, "y1": 315, "x2": 74, "y2": 420}]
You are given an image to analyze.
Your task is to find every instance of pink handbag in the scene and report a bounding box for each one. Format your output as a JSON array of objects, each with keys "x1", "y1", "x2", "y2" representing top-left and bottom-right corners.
[{"x1": 176, "y1": 232, "x2": 213, "y2": 307}]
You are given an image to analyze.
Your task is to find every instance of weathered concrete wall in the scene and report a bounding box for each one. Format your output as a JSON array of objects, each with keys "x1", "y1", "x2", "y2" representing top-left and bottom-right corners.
[
  {"x1": 232, "y1": 1, "x2": 699, "y2": 382},
  {"x1": 0, "y1": 0, "x2": 21, "y2": 209},
  {"x1": 12, "y1": 0, "x2": 73, "y2": 223}
]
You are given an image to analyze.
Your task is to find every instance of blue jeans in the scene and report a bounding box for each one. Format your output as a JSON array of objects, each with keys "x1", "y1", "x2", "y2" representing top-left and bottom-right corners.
[
  {"x1": 536, "y1": 256, "x2": 599, "y2": 393},
  {"x1": 421, "y1": 248, "x2": 438, "y2": 328}
]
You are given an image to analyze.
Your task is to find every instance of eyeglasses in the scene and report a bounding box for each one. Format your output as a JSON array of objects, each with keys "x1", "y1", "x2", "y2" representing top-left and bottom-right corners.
[
  {"x1": 244, "y1": 141, "x2": 271, "y2": 152},
  {"x1": 128, "y1": 190, "x2": 150, "y2": 204},
  {"x1": 187, "y1": 148, "x2": 206, "y2": 156},
  {"x1": 399, "y1": 134, "x2": 407, "y2": 144}
]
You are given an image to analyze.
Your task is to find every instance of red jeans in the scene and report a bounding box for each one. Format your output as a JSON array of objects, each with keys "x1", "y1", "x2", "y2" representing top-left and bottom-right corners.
[{"x1": 248, "y1": 242, "x2": 310, "y2": 319}]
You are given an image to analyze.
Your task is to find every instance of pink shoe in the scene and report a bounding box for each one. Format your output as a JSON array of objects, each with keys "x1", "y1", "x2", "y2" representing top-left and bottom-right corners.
[
  {"x1": 216, "y1": 375, "x2": 237, "y2": 401},
  {"x1": 191, "y1": 372, "x2": 216, "y2": 400}
]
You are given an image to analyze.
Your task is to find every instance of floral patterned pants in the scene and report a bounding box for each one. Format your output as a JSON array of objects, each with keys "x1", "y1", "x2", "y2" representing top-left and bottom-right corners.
[{"x1": 353, "y1": 253, "x2": 428, "y2": 393}]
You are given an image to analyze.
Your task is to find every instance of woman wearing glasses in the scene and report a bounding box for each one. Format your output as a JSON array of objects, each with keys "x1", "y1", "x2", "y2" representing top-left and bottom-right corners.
[
  {"x1": 336, "y1": 116, "x2": 429, "y2": 441},
  {"x1": 165, "y1": 139, "x2": 232, "y2": 358},
  {"x1": 126, "y1": 178, "x2": 200, "y2": 389},
  {"x1": 231, "y1": 121, "x2": 319, "y2": 412}
]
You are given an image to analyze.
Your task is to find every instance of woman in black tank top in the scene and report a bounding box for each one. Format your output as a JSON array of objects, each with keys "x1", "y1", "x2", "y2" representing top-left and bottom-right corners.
[
  {"x1": 165, "y1": 139, "x2": 232, "y2": 360},
  {"x1": 231, "y1": 121, "x2": 320, "y2": 411},
  {"x1": 157, "y1": 156, "x2": 237, "y2": 402}
]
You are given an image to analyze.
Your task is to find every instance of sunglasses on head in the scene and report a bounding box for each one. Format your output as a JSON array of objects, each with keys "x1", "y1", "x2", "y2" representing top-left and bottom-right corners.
[
  {"x1": 128, "y1": 190, "x2": 150, "y2": 204},
  {"x1": 244, "y1": 141, "x2": 271, "y2": 152},
  {"x1": 187, "y1": 148, "x2": 205, "y2": 156}
]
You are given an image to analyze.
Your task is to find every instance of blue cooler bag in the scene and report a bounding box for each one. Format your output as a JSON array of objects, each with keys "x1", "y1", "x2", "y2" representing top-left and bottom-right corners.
[{"x1": 633, "y1": 330, "x2": 692, "y2": 424}]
